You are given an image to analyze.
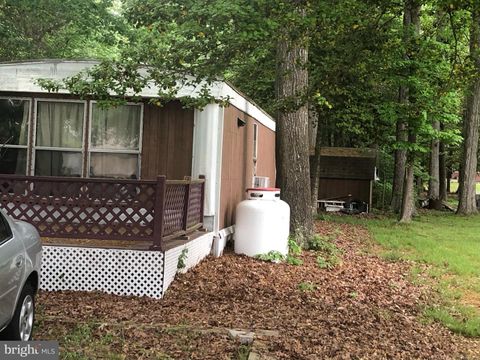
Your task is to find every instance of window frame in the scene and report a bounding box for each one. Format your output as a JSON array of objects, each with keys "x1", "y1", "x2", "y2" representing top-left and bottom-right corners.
[
  {"x1": 0, "y1": 96, "x2": 32, "y2": 175},
  {"x1": 253, "y1": 123, "x2": 258, "y2": 162},
  {"x1": 87, "y1": 101, "x2": 144, "y2": 179},
  {"x1": 31, "y1": 98, "x2": 87, "y2": 176}
]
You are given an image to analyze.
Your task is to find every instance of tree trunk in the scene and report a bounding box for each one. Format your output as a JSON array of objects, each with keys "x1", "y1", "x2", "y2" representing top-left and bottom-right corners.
[
  {"x1": 399, "y1": 131, "x2": 417, "y2": 222},
  {"x1": 275, "y1": 4, "x2": 313, "y2": 245},
  {"x1": 310, "y1": 108, "x2": 322, "y2": 215},
  {"x1": 457, "y1": 7, "x2": 480, "y2": 215},
  {"x1": 391, "y1": 116, "x2": 407, "y2": 213},
  {"x1": 398, "y1": 0, "x2": 421, "y2": 222},
  {"x1": 446, "y1": 167, "x2": 452, "y2": 194},
  {"x1": 439, "y1": 123, "x2": 447, "y2": 201},
  {"x1": 428, "y1": 120, "x2": 441, "y2": 209},
  {"x1": 416, "y1": 174, "x2": 423, "y2": 198}
]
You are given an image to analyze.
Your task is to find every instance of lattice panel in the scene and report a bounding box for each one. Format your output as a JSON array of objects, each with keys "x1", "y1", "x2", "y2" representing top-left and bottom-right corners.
[
  {"x1": 0, "y1": 175, "x2": 206, "y2": 248},
  {"x1": 0, "y1": 176, "x2": 156, "y2": 241},
  {"x1": 41, "y1": 246, "x2": 164, "y2": 298},
  {"x1": 186, "y1": 183, "x2": 203, "y2": 228},
  {"x1": 163, "y1": 184, "x2": 187, "y2": 236}
]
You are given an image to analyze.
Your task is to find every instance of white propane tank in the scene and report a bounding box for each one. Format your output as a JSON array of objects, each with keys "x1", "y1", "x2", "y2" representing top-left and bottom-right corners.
[{"x1": 234, "y1": 188, "x2": 290, "y2": 257}]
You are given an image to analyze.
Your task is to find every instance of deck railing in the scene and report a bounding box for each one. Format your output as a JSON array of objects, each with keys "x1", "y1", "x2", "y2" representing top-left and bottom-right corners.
[{"x1": 0, "y1": 174, "x2": 205, "y2": 251}]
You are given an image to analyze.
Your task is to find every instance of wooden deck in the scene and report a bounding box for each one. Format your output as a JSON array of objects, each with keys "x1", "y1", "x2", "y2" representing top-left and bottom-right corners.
[{"x1": 41, "y1": 229, "x2": 208, "y2": 251}]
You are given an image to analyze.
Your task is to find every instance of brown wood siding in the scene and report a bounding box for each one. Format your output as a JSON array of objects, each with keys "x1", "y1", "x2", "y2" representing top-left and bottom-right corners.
[
  {"x1": 318, "y1": 178, "x2": 371, "y2": 204},
  {"x1": 0, "y1": 92, "x2": 194, "y2": 180},
  {"x1": 219, "y1": 105, "x2": 276, "y2": 229},
  {"x1": 319, "y1": 156, "x2": 376, "y2": 180},
  {"x1": 141, "y1": 101, "x2": 194, "y2": 180}
]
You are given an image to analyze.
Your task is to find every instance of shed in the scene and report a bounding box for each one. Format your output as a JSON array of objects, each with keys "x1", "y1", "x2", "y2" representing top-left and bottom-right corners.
[{"x1": 316, "y1": 147, "x2": 377, "y2": 211}]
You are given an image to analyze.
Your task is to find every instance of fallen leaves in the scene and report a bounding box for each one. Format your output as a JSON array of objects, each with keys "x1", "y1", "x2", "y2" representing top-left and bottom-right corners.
[{"x1": 35, "y1": 221, "x2": 480, "y2": 359}]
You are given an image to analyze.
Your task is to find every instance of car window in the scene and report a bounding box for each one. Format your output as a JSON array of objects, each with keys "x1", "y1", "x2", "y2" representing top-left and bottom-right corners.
[{"x1": 0, "y1": 212, "x2": 13, "y2": 245}]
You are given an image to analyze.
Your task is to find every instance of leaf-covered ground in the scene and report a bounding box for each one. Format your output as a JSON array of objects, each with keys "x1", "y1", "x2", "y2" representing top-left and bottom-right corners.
[{"x1": 35, "y1": 221, "x2": 480, "y2": 359}]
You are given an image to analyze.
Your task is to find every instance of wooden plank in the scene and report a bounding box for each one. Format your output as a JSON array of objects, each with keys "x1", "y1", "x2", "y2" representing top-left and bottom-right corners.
[{"x1": 319, "y1": 147, "x2": 377, "y2": 158}]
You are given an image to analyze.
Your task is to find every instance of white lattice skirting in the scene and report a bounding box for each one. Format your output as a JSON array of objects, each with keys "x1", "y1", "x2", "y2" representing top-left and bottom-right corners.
[{"x1": 40, "y1": 246, "x2": 164, "y2": 299}]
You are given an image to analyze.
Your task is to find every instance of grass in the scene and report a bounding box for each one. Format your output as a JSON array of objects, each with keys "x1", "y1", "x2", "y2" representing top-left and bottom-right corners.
[
  {"x1": 324, "y1": 211, "x2": 480, "y2": 337},
  {"x1": 298, "y1": 281, "x2": 317, "y2": 292},
  {"x1": 235, "y1": 344, "x2": 251, "y2": 360},
  {"x1": 449, "y1": 180, "x2": 480, "y2": 194},
  {"x1": 59, "y1": 323, "x2": 126, "y2": 360}
]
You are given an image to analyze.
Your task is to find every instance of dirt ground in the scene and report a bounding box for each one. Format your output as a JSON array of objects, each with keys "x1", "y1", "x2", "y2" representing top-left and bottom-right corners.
[{"x1": 35, "y1": 221, "x2": 480, "y2": 359}]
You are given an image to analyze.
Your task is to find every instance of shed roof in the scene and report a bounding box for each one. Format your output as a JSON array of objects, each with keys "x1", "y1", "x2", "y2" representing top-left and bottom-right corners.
[
  {"x1": 317, "y1": 147, "x2": 377, "y2": 180},
  {"x1": 0, "y1": 59, "x2": 275, "y2": 131},
  {"x1": 319, "y1": 147, "x2": 377, "y2": 158}
]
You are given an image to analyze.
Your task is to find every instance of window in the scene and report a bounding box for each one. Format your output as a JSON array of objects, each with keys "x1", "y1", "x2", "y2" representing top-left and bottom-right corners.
[
  {"x1": 89, "y1": 103, "x2": 142, "y2": 179},
  {"x1": 253, "y1": 123, "x2": 258, "y2": 176},
  {"x1": 0, "y1": 98, "x2": 30, "y2": 175},
  {"x1": 253, "y1": 123, "x2": 258, "y2": 161},
  {"x1": 34, "y1": 101, "x2": 85, "y2": 177},
  {"x1": 0, "y1": 98, "x2": 144, "y2": 179}
]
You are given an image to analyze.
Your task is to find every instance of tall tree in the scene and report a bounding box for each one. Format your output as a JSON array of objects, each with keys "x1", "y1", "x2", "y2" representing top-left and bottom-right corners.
[
  {"x1": 457, "y1": 5, "x2": 480, "y2": 215},
  {"x1": 275, "y1": 2, "x2": 313, "y2": 242},
  {"x1": 439, "y1": 123, "x2": 448, "y2": 201},
  {"x1": 310, "y1": 108, "x2": 322, "y2": 214},
  {"x1": 391, "y1": 116, "x2": 407, "y2": 213},
  {"x1": 0, "y1": 0, "x2": 126, "y2": 61},
  {"x1": 428, "y1": 120, "x2": 441, "y2": 207},
  {"x1": 399, "y1": 0, "x2": 422, "y2": 223}
]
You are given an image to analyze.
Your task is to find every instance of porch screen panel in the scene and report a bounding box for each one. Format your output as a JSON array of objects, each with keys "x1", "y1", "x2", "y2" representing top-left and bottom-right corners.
[
  {"x1": 35, "y1": 101, "x2": 84, "y2": 177},
  {"x1": 0, "y1": 98, "x2": 30, "y2": 174},
  {"x1": 89, "y1": 103, "x2": 141, "y2": 179}
]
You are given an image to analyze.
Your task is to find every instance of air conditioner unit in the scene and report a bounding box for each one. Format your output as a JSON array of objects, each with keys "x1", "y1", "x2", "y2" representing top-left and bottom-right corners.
[{"x1": 253, "y1": 176, "x2": 269, "y2": 188}]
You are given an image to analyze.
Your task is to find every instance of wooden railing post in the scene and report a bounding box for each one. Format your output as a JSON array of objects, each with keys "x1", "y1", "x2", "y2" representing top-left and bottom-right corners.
[
  {"x1": 199, "y1": 175, "x2": 206, "y2": 223},
  {"x1": 182, "y1": 176, "x2": 192, "y2": 232},
  {"x1": 151, "y1": 175, "x2": 166, "y2": 251}
]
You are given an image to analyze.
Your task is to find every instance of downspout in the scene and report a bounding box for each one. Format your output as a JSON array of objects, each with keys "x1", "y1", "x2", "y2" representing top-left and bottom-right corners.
[{"x1": 212, "y1": 105, "x2": 225, "y2": 257}]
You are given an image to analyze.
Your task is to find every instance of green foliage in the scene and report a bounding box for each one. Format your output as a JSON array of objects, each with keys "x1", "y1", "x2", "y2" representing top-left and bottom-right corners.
[
  {"x1": 177, "y1": 248, "x2": 188, "y2": 270},
  {"x1": 235, "y1": 344, "x2": 251, "y2": 360},
  {"x1": 298, "y1": 281, "x2": 316, "y2": 292},
  {"x1": 381, "y1": 251, "x2": 403, "y2": 263},
  {"x1": 286, "y1": 255, "x2": 303, "y2": 266},
  {"x1": 308, "y1": 234, "x2": 338, "y2": 253},
  {"x1": 255, "y1": 241, "x2": 304, "y2": 265},
  {"x1": 285, "y1": 236, "x2": 304, "y2": 265},
  {"x1": 0, "y1": 0, "x2": 128, "y2": 61},
  {"x1": 288, "y1": 237, "x2": 302, "y2": 255},
  {"x1": 15, "y1": 0, "x2": 474, "y2": 217},
  {"x1": 255, "y1": 251, "x2": 285, "y2": 263},
  {"x1": 308, "y1": 233, "x2": 342, "y2": 270},
  {"x1": 316, "y1": 255, "x2": 339, "y2": 270}
]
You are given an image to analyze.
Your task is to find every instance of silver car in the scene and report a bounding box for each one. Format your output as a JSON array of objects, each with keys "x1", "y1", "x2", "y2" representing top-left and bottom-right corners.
[{"x1": 0, "y1": 209, "x2": 42, "y2": 341}]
